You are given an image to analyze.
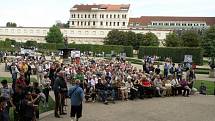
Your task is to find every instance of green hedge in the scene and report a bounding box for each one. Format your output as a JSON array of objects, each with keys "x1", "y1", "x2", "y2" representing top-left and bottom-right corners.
[
  {"x1": 138, "y1": 46, "x2": 203, "y2": 65},
  {"x1": 0, "y1": 41, "x2": 133, "y2": 57},
  {"x1": 38, "y1": 43, "x2": 133, "y2": 57}
]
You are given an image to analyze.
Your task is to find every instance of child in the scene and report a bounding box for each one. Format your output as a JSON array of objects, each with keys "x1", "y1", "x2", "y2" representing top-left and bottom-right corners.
[{"x1": 199, "y1": 82, "x2": 207, "y2": 95}]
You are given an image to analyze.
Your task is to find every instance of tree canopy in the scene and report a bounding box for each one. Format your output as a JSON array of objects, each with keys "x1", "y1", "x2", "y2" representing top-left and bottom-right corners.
[
  {"x1": 201, "y1": 25, "x2": 215, "y2": 57},
  {"x1": 6, "y1": 22, "x2": 17, "y2": 27},
  {"x1": 104, "y1": 30, "x2": 159, "y2": 50},
  {"x1": 45, "y1": 25, "x2": 64, "y2": 43},
  {"x1": 164, "y1": 32, "x2": 181, "y2": 47},
  {"x1": 181, "y1": 30, "x2": 201, "y2": 47},
  {"x1": 164, "y1": 30, "x2": 201, "y2": 47}
]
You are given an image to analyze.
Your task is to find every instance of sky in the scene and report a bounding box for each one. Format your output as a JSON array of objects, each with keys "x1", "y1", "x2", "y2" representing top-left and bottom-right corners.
[{"x1": 0, "y1": 0, "x2": 214, "y2": 27}]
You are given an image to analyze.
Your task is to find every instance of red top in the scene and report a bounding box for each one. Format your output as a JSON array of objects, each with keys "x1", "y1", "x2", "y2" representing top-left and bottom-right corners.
[{"x1": 141, "y1": 79, "x2": 151, "y2": 87}]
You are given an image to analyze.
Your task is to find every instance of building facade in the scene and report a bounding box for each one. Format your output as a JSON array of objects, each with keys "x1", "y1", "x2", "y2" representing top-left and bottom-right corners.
[
  {"x1": 69, "y1": 4, "x2": 130, "y2": 29},
  {"x1": 129, "y1": 16, "x2": 215, "y2": 30}
]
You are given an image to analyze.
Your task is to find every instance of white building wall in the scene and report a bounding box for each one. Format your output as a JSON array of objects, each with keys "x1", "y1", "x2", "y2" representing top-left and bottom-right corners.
[{"x1": 0, "y1": 27, "x2": 171, "y2": 45}]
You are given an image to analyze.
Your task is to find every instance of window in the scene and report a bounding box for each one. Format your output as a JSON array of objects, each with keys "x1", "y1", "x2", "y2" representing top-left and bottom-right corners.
[
  {"x1": 188, "y1": 23, "x2": 192, "y2": 26},
  {"x1": 110, "y1": 15, "x2": 112, "y2": 18},
  {"x1": 77, "y1": 21, "x2": 79, "y2": 26},
  {"x1": 152, "y1": 23, "x2": 157, "y2": 26},
  {"x1": 100, "y1": 31, "x2": 104, "y2": 35},
  {"x1": 113, "y1": 22, "x2": 116, "y2": 26},
  {"x1": 43, "y1": 30, "x2": 46, "y2": 34},
  {"x1": 176, "y1": 23, "x2": 180, "y2": 26},
  {"x1": 81, "y1": 22, "x2": 83, "y2": 26},
  {"x1": 164, "y1": 23, "x2": 169, "y2": 26},
  {"x1": 95, "y1": 14, "x2": 97, "y2": 18},
  {"x1": 118, "y1": 14, "x2": 120, "y2": 18},
  {"x1": 182, "y1": 23, "x2": 186, "y2": 26},
  {"x1": 85, "y1": 14, "x2": 87, "y2": 18},
  {"x1": 88, "y1": 14, "x2": 90, "y2": 18},
  {"x1": 114, "y1": 14, "x2": 116, "y2": 18},
  {"x1": 200, "y1": 24, "x2": 205, "y2": 26},
  {"x1": 106, "y1": 14, "x2": 108, "y2": 18},
  {"x1": 194, "y1": 24, "x2": 199, "y2": 26},
  {"x1": 110, "y1": 22, "x2": 112, "y2": 26},
  {"x1": 100, "y1": 21, "x2": 103, "y2": 26},
  {"x1": 88, "y1": 21, "x2": 90, "y2": 26},
  {"x1": 85, "y1": 31, "x2": 89, "y2": 35},
  {"x1": 93, "y1": 21, "x2": 96, "y2": 26},
  {"x1": 159, "y1": 23, "x2": 163, "y2": 26},
  {"x1": 81, "y1": 14, "x2": 83, "y2": 18},
  {"x1": 70, "y1": 31, "x2": 74, "y2": 34},
  {"x1": 106, "y1": 22, "x2": 108, "y2": 26},
  {"x1": 71, "y1": 21, "x2": 74, "y2": 25},
  {"x1": 84, "y1": 22, "x2": 87, "y2": 26},
  {"x1": 122, "y1": 15, "x2": 124, "y2": 18},
  {"x1": 74, "y1": 14, "x2": 76, "y2": 18},
  {"x1": 77, "y1": 14, "x2": 79, "y2": 18},
  {"x1": 124, "y1": 15, "x2": 127, "y2": 19},
  {"x1": 117, "y1": 22, "x2": 120, "y2": 26},
  {"x1": 92, "y1": 31, "x2": 96, "y2": 35},
  {"x1": 122, "y1": 22, "x2": 126, "y2": 26},
  {"x1": 170, "y1": 23, "x2": 175, "y2": 26}
]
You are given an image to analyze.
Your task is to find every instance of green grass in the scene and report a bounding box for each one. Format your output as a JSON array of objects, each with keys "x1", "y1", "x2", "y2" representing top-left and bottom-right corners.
[
  {"x1": 9, "y1": 96, "x2": 55, "y2": 121},
  {"x1": 194, "y1": 80, "x2": 215, "y2": 95},
  {"x1": 0, "y1": 77, "x2": 37, "y2": 83}
]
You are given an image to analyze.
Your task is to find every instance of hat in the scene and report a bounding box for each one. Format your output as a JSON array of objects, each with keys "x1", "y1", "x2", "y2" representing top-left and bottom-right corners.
[{"x1": 1, "y1": 80, "x2": 7, "y2": 84}]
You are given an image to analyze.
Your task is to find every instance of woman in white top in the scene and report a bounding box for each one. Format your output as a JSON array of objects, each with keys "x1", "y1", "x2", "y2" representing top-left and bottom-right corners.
[{"x1": 170, "y1": 76, "x2": 181, "y2": 96}]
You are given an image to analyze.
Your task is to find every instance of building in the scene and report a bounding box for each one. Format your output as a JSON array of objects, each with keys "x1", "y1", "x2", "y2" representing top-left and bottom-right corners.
[
  {"x1": 129, "y1": 16, "x2": 215, "y2": 30},
  {"x1": 69, "y1": 4, "x2": 130, "y2": 29},
  {"x1": 2, "y1": 4, "x2": 214, "y2": 44}
]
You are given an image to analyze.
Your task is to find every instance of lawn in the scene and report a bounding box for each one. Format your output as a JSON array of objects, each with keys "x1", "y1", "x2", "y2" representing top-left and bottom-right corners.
[
  {"x1": 9, "y1": 96, "x2": 55, "y2": 121},
  {"x1": 0, "y1": 77, "x2": 37, "y2": 83},
  {"x1": 194, "y1": 80, "x2": 215, "y2": 95}
]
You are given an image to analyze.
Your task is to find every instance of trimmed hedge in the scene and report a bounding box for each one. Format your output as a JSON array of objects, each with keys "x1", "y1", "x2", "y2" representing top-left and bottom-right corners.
[
  {"x1": 38, "y1": 43, "x2": 134, "y2": 57},
  {"x1": 138, "y1": 46, "x2": 203, "y2": 65},
  {"x1": 0, "y1": 40, "x2": 133, "y2": 57}
]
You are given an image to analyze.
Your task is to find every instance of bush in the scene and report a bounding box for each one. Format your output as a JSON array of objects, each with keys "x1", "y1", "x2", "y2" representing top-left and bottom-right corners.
[{"x1": 138, "y1": 46, "x2": 203, "y2": 65}]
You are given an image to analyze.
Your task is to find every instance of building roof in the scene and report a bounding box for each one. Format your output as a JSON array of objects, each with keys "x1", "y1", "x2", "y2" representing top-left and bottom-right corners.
[
  {"x1": 71, "y1": 4, "x2": 130, "y2": 11},
  {"x1": 129, "y1": 16, "x2": 215, "y2": 26}
]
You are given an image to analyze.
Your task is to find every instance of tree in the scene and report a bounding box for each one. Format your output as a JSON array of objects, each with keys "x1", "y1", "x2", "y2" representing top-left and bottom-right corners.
[
  {"x1": 45, "y1": 25, "x2": 64, "y2": 43},
  {"x1": 143, "y1": 32, "x2": 159, "y2": 46},
  {"x1": 181, "y1": 30, "x2": 201, "y2": 47},
  {"x1": 25, "y1": 41, "x2": 37, "y2": 47},
  {"x1": 6, "y1": 22, "x2": 17, "y2": 27},
  {"x1": 5, "y1": 38, "x2": 16, "y2": 45},
  {"x1": 104, "y1": 29, "x2": 125, "y2": 45},
  {"x1": 202, "y1": 26, "x2": 215, "y2": 69},
  {"x1": 164, "y1": 32, "x2": 181, "y2": 47}
]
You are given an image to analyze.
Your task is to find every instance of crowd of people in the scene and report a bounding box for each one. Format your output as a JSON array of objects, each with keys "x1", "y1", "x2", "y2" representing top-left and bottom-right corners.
[{"x1": 0, "y1": 55, "x2": 198, "y2": 121}]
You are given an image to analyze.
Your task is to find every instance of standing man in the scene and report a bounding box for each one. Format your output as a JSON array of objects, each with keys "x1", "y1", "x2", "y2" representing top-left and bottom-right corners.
[
  {"x1": 68, "y1": 79, "x2": 84, "y2": 121},
  {"x1": 53, "y1": 71, "x2": 64, "y2": 118}
]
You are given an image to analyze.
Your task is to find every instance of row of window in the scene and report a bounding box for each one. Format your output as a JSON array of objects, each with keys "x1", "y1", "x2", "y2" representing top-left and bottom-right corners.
[
  {"x1": 71, "y1": 13, "x2": 127, "y2": 19},
  {"x1": 151, "y1": 22, "x2": 206, "y2": 27},
  {"x1": 0, "y1": 29, "x2": 106, "y2": 36},
  {"x1": 0, "y1": 29, "x2": 48, "y2": 34},
  {"x1": 71, "y1": 21, "x2": 126, "y2": 26}
]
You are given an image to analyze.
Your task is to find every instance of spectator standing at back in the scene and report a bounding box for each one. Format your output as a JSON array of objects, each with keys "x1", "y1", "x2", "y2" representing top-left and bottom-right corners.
[
  {"x1": 68, "y1": 79, "x2": 84, "y2": 121},
  {"x1": 10, "y1": 62, "x2": 19, "y2": 90}
]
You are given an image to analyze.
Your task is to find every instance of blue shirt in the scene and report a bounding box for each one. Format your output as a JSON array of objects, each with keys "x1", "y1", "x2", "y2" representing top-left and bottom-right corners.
[{"x1": 68, "y1": 85, "x2": 84, "y2": 106}]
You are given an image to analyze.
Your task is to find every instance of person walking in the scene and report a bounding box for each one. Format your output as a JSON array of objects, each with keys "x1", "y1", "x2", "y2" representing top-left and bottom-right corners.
[{"x1": 68, "y1": 79, "x2": 84, "y2": 121}]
